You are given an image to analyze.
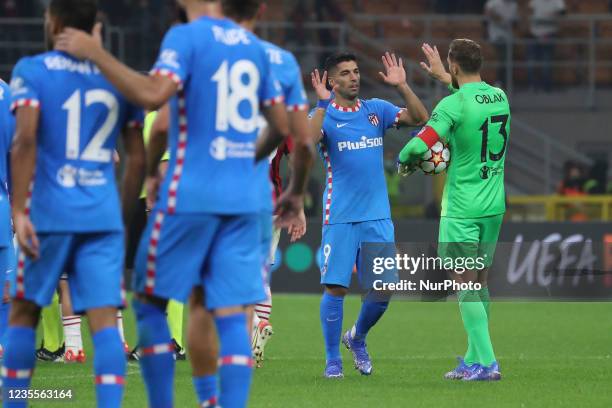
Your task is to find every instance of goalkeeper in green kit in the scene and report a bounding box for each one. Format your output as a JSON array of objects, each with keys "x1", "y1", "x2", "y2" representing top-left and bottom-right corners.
[{"x1": 398, "y1": 39, "x2": 509, "y2": 381}]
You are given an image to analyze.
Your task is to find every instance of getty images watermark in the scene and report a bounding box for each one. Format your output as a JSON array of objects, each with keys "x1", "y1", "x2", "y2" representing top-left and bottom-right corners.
[{"x1": 370, "y1": 253, "x2": 487, "y2": 292}]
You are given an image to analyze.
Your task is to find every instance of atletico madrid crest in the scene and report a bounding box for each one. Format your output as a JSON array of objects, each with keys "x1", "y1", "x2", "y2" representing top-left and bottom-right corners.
[{"x1": 368, "y1": 113, "x2": 379, "y2": 127}]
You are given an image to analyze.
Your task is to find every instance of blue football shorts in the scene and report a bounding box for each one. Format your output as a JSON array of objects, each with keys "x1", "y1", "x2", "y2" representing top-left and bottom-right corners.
[
  {"x1": 318, "y1": 218, "x2": 398, "y2": 289},
  {"x1": 133, "y1": 211, "x2": 267, "y2": 310},
  {"x1": 13, "y1": 232, "x2": 125, "y2": 313}
]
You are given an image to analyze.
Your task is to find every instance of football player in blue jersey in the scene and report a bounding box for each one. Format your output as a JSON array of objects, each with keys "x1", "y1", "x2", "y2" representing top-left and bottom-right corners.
[
  {"x1": 179, "y1": 0, "x2": 312, "y2": 377},
  {"x1": 310, "y1": 52, "x2": 429, "y2": 378},
  {"x1": 3, "y1": 1, "x2": 146, "y2": 407},
  {"x1": 0, "y1": 78, "x2": 15, "y2": 357},
  {"x1": 56, "y1": 0, "x2": 314, "y2": 406}
]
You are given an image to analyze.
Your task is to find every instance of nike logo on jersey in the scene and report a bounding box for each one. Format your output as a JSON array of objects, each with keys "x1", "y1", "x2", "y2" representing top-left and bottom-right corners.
[{"x1": 336, "y1": 123, "x2": 349, "y2": 128}]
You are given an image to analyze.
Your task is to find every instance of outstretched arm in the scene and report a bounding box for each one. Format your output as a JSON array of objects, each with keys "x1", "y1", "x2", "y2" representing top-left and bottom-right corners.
[
  {"x1": 256, "y1": 101, "x2": 291, "y2": 162},
  {"x1": 379, "y1": 52, "x2": 429, "y2": 127},
  {"x1": 275, "y1": 106, "x2": 315, "y2": 228},
  {"x1": 145, "y1": 105, "x2": 170, "y2": 210},
  {"x1": 398, "y1": 125, "x2": 442, "y2": 176},
  {"x1": 285, "y1": 108, "x2": 315, "y2": 197},
  {"x1": 56, "y1": 24, "x2": 177, "y2": 110},
  {"x1": 398, "y1": 136, "x2": 429, "y2": 165}
]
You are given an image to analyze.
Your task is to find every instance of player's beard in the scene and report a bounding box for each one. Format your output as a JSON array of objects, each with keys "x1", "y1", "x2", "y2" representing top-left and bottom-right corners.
[
  {"x1": 340, "y1": 82, "x2": 360, "y2": 101},
  {"x1": 337, "y1": 87, "x2": 359, "y2": 103}
]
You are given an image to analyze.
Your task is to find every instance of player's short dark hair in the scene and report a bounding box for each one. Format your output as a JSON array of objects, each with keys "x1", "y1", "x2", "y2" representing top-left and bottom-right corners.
[
  {"x1": 221, "y1": 0, "x2": 262, "y2": 21},
  {"x1": 49, "y1": 0, "x2": 98, "y2": 32},
  {"x1": 323, "y1": 52, "x2": 358, "y2": 74},
  {"x1": 448, "y1": 39, "x2": 482, "y2": 74}
]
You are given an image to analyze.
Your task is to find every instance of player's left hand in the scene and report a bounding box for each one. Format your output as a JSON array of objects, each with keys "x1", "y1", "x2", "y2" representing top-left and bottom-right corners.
[
  {"x1": 287, "y1": 209, "x2": 307, "y2": 242},
  {"x1": 14, "y1": 213, "x2": 39, "y2": 260},
  {"x1": 55, "y1": 22, "x2": 103, "y2": 60},
  {"x1": 274, "y1": 192, "x2": 304, "y2": 229},
  {"x1": 397, "y1": 158, "x2": 417, "y2": 177},
  {"x1": 145, "y1": 175, "x2": 161, "y2": 211},
  {"x1": 379, "y1": 52, "x2": 407, "y2": 87}
]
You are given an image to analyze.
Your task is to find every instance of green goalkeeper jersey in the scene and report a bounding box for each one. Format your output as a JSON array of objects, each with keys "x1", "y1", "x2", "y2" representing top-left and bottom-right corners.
[{"x1": 427, "y1": 81, "x2": 510, "y2": 218}]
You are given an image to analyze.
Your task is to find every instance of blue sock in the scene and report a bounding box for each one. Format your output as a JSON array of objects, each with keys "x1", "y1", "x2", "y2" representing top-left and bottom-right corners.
[
  {"x1": 215, "y1": 313, "x2": 253, "y2": 408},
  {"x1": 93, "y1": 327, "x2": 126, "y2": 408},
  {"x1": 319, "y1": 292, "x2": 344, "y2": 361},
  {"x1": 133, "y1": 299, "x2": 174, "y2": 408},
  {"x1": 2, "y1": 326, "x2": 36, "y2": 408},
  {"x1": 353, "y1": 300, "x2": 389, "y2": 344},
  {"x1": 0, "y1": 302, "x2": 9, "y2": 348},
  {"x1": 193, "y1": 375, "x2": 217, "y2": 407}
]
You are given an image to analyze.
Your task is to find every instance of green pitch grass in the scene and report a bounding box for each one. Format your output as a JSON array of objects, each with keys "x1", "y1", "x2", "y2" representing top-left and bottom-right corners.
[{"x1": 28, "y1": 295, "x2": 611, "y2": 407}]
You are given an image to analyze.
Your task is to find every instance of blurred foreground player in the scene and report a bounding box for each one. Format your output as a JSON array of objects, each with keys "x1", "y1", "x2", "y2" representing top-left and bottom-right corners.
[
  {"x1": 398, "y1": 40, "x2": 510, "y2": 381},
  {"x1": 234, "y1": 0, "x2": 310, "y2": 367},
  {"x1": 0, "y1": 79, "x2": 15, "y2": 357},
  {"x1": 4, "y1": 1, "x2": 145, "y2": 407},
  {"x1": 126, "y1": 109, "x2": 185, "y2": 361},
  {"x1": 55, "y1": 0, "x2": 313, "y2": 406},
  {"x1": 310, "y1": 52, "x2": 428, "y2": 378}
]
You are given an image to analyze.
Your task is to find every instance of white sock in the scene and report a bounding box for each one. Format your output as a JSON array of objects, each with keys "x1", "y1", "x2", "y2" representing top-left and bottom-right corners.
[
  {"x1": 62, "y1": 314, "x2": 83, "y2": 352},
  {"x1": 252, "y1": 312, "x2": 261, "y2": 333},
  {"x1": 251, "y1": 312, "x2": 261, "y2": 350},
  {"x1": 254, "y1": 285, "x2": 272, "y2": 321},
  {"x1": 116, "y1": 310, "x2": 126, "y2": 344}
]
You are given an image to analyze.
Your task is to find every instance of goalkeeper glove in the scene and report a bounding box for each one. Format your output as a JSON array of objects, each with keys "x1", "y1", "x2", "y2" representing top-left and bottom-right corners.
[{"x1": 397, "y1": 157, "x2": 417, "y2": 177}]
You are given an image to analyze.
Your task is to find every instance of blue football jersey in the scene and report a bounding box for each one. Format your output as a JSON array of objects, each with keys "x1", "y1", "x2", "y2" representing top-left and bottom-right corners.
[
  {"x1": 0, "y1": 79, "x2": 13, "y2": 247},
  {"x1": 318, "y1": 98, "x2": 402, "y2": 224},
  {"x1": 256, "y1": 40, "x2": 308, "y2": 212},
  {"x1": 151, "y1": 16, "x2": 283, "y2": 215},
  {"x1": 10, "y1": 51, "x2": 143, "y2": 233}
]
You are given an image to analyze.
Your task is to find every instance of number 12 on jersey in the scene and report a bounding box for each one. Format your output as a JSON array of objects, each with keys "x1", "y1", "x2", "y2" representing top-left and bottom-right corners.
[{"x1": 62, "y1": 89, "x2": 118, "y2": 163}]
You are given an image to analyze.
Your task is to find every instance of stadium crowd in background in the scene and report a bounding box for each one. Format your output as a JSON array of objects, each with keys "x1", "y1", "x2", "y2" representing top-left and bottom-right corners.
[
  {"x1": 484, "y1": 0, "x2": 518, "y2": 88},
  {"x1": 526, "y1": 0, "x2": 566, "y2": 91},
  {"x1": 559, "y1": 160, "x2": 612, "y2": 196}
]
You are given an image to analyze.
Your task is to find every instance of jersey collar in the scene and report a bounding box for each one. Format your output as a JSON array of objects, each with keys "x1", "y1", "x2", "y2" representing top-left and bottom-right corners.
[{"x1": 331, "y1": 99, "x2": 361, "y2": 113}]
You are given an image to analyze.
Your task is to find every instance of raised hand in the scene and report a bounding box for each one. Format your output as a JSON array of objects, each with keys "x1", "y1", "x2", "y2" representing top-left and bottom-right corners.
[
  {"x1": 420, "y1": 43, "x2": 452, "y2": 85},
  {"x1": 55, "y1": 22, "x2": 103, "y2": 60},
  {"x1": 379, "y1": 52, "x2": 406, "y2": 87},
  {"x1": 311, "y1": 69, "x2": 331, "y2": 101}
]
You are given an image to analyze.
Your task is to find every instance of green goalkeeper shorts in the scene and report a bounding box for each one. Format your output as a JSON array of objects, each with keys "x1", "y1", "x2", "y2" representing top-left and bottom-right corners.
[{"x1": 438, "y1": 214, "x2": 504, "y2": 269}]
